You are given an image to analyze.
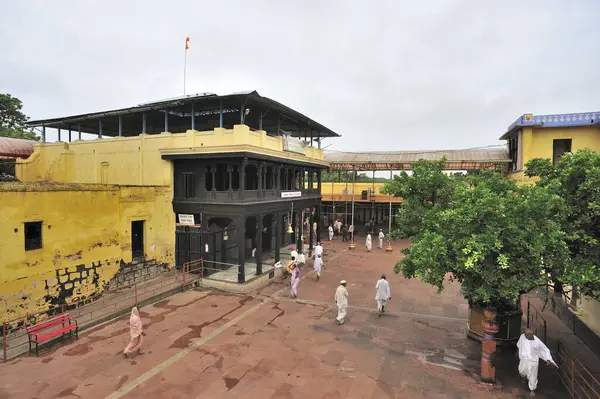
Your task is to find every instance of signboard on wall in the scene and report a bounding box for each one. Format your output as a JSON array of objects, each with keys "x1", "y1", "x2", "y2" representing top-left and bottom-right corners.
[
  {"x1": 281, "y1": 191, "x2": 302, "y2": 198},
  {"x1": 282, "y1": 135, "x2": 305, "y2": 154},
  {"x1": 178, "y1": 214, "x2": 195, "y2": 226}
]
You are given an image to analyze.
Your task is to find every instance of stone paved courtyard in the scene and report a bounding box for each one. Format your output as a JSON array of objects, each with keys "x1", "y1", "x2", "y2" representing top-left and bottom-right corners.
[{"x1": 0, "y1": 239, "x2": 565, "y2": 398}]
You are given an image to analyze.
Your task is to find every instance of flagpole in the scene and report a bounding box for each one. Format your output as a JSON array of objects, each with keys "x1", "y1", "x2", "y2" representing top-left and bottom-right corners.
[
  {"x1": 183, "y1": 45, "x2": 187, "y2": 95},
  {"x1": 183, "y1": 37, "x2": 189, "y2": 95}
]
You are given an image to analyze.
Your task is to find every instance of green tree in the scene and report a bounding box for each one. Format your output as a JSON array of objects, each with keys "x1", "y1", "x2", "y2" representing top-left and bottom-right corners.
[
  {"x1": 0, "y1": 93, "x2": 38, "y2": 141},
  {"x1": 525, "y1": 149, "x2": 600, "y2": 300},
  {"x1": 385, "y1": 160, "x2": 569, "y2": 311},
  {"x1": 381, "y1": 158, "x2": 455, "y2": 238}
]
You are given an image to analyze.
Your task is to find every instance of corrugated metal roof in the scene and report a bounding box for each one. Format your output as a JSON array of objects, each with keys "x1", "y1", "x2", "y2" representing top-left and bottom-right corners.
[
  {"x1": 324, "y1": 147, "x2": 510, "y2": 171},
  {"x1": 0, "y1": 137, "x2": 35, "y2": 159},
  {"x1": 325, "y1": 147, "x2": 509, "y2": 163},
  {"x1": 25, "y1": 90, "x2": 340, "y2": 138}
]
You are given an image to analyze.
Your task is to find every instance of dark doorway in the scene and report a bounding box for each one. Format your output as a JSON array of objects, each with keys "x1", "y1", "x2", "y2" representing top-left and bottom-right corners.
[
  {"x1": 131, "y1": 220, "x2": 145, "y2": 258},
  {"x1": 553, "y1": 139, "x2": 572, "y2": 166},
  {"x1": 262, "y1": 214, "x2": 273, "y2": 253}
]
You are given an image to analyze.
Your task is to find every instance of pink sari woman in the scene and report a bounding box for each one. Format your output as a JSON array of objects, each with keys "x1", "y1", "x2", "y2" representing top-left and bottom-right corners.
[{"x1": 123, "y1": 307, "x2": 144, "y2": 357}]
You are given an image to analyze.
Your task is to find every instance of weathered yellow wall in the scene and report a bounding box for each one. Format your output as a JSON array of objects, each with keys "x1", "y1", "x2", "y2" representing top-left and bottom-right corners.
[
  {"x1": 16, "y1": 125, "x2": 327, "y2": 184},
  {"x1": 521, "y1": 126, "x2": 600, "y2": 166},
  {"x1": 320, "y1": 182, "x2": 403, "y2": 203},
  {"x1": 0, "y1": 183, "x2": 174, "y2": 324}
]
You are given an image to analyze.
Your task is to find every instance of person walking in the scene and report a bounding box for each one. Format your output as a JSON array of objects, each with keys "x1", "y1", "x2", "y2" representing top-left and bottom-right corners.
[
  {"x1": 375, "y1": 275, "x2": 391, "y2": 316},
  {"x1": 290, "y1": 263, "x2": 300, "y2": 299},
  {"x1": 328, "y1": 224, "x2": 334, "y2": 241},
  {"x1": 365, "y1": 233, "x2": 372, "y2": 252},
  {"x1": 348, "y1": 224, "x2": 354, "y2": 241},
  {"x1": 313, "y1": 253, "x2": 323, "y2": 280},
  {"x1": 378, "y1": 229, "x2": 385, "y2": 249},
  {"x1": 123, "y1": 307, "x2": 145, "y2": 358},
  {"x1": 334, "y1": 280, "x2": 349, "y2": 325},
  {"x1": 517, "y1": 328, "x2": 558, "y2": 397},
  {"x1": 342, "y1": 224, "x2": 348, "y2": 242}
]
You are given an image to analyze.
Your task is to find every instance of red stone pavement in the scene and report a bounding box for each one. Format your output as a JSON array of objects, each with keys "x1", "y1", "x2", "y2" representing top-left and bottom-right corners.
[{"x1": 0, "y1": 238, "x2": 566, "y2": 398}]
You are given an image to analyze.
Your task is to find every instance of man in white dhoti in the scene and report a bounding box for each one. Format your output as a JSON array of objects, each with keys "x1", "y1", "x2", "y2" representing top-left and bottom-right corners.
[
  {"x1": 375, "y1": 275, "x2": 391, "y2": 316},
  {"x1": 365, "y1": 233, "x2": 372, "y2": 252},
  {"x1": 313, "y1": 253, "x2": 323, "y2": 280},
  {"x1": 378, "y1": 229, "x2": 384, "y2": 249},
  {"x1": 328, "y1": 224, "x2": 334, "y2": 241},
  {"x1": 517, "y1": 328, "x2": 558, "y2": 397},
  {"x1": 348, "y1": 224, "x2": 354, "y2": 241},
  {"x1": 334, "y1": 280, "x2": 349, "y2": 325}
]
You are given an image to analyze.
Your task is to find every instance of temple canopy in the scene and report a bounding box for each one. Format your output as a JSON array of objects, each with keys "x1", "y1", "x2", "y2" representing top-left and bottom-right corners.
[
  {"x1": 25, "y1": 91, "x2": 340, "y2": 140},
  {"x1": 324, "y1": 147, "x2": 510, "y2": 171}
]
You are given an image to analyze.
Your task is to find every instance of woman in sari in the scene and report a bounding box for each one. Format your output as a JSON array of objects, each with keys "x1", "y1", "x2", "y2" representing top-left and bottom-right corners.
[{"x1": 123, "y1": 307, "x2": 145, "y2": 358}]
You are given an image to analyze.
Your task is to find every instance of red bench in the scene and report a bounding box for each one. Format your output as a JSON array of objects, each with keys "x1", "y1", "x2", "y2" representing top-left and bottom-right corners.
[{"x1": 26, "y1": 313, "x2": 78, "y2": 355}]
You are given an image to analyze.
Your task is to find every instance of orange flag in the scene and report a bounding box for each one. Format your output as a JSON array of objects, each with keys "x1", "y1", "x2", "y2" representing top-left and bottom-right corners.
[{"x1": 185, "y1": 37, "x2": 190, "y2": 50}]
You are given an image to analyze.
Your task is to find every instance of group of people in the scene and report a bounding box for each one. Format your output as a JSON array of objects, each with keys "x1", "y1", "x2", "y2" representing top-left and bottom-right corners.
[
  {"x1": 326, "y1": 219, "x2": 387, "y2": 252},
  {"x1": 328, "y1": 220, "x2": 351, "y2": 242},
  {"x1": 122, "y1": 234, "x2": 558, "y2": 398},
  {"x1": 334, "y1": 274, "x2": 391, "y2": 324}
]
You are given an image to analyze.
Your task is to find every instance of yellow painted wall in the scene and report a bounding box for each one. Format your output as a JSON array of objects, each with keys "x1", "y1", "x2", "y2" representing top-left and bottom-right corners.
[
  {"x1": 16, "y1": 125, "x2": 327, "y2": 184},
  {"x1": 0, "y1": 183, "x2": 173, "y2": 324},
  {"x1": 320, "y1": 182, "x2": 403, "y2": 203},
  {"x1": 521, "y1": 126, "x2": 600, "y2": 166}
]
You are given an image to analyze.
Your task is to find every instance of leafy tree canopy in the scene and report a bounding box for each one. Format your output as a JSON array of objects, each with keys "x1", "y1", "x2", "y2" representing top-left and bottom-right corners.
[
  {"x1": 384, "y1": 160, "x2": 569, "y2": 310},
  {"x1": 525, "y1": 149, "x2": 600, "y2": 300},
  {"x1": 0, "y1": 93, "x2": 39, "y2": 141}
]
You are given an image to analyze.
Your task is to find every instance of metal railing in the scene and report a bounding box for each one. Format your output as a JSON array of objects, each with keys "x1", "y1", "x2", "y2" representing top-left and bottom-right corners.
[
  {"x1": 556, "y1": 340, "x2": 600, "y2": 398},
  {"x1": 1, "y1": 263, "x2": 194, "y2": 362},
  {"x1": 525, "y1": 300, "x2": 548, "y2": 343}
]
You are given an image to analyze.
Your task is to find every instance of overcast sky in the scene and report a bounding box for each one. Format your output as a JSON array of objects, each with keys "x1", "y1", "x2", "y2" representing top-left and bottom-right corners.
[{"x1": 1, "y1": 0, "x2": 599, "y2": 150}]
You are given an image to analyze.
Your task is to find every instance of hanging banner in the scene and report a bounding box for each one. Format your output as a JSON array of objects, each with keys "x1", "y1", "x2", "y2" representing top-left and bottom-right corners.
[{"x1": 282, "y1": 135, "x2": 305, "y2": 154}]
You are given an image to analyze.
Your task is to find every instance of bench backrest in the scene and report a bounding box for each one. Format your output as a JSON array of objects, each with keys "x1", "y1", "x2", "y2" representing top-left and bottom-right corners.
[{"x1": 27, "y1": 314, "x2": 71, "y2": 334}]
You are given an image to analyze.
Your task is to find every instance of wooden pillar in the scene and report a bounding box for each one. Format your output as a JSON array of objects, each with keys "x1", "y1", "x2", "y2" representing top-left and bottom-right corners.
[
  {"x1": 236, "y1": 216, "x2": 246, "y2": 283},
  {"x1": 211, "y1": 166, "x2": 216, "y2": 199},
  {"x1": 239, "y1": 158, "x2": 247, "y2": 200},
  {"x1": 275, "y1": 211, "x2": 281, "y2": 262},
  {"x1": 227, "y1": 164, "x2": 233, "y2": 199},
  {"x1": 256, "y1": 215, "x2": 263, "y2": 275}
]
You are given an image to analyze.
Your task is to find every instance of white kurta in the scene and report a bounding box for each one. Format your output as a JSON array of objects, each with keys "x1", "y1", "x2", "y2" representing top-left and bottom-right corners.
[
  {"x1": 516, "y1": 334, "x2": 557, "y2": 391},
  {"x1": 375, "y1": 278, "x2": 391, "y2": 312},
  {"x1": 328, "y1": 226, "x2": 334, "y2": 240},
  {"x1": 313, "y1": 257, "x2": 323, "y2": 274},
  {"x1": 290, "y1": 249, "x2": 298, "y2": 260},
  {"x1": 378, "y1": 232, "x2": 384, "y2": 248},
  {"x1": 334, "y1": 285, "x2": 349, "y2": 323},
  {"x1": 365, "y1": 234, "x2": 372, "y2": 251},
  {"x1": 314, "y1": 245, "x2": 323, "y2": 259}
]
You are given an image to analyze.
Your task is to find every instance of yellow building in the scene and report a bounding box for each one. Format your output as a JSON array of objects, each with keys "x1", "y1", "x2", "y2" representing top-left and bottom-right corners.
[
  {"x1": 2, "y1": 91, "x2": 339, "y2": 324},
  {"x1": 501, "y1": 111, "x2": 600, "y2": 183},
  {"x1": 500, "y1": 110, "x2": 600, "y2": 340},
  {"x1": 0, "y1": 182, "x2": 172, "y2": 323}
]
